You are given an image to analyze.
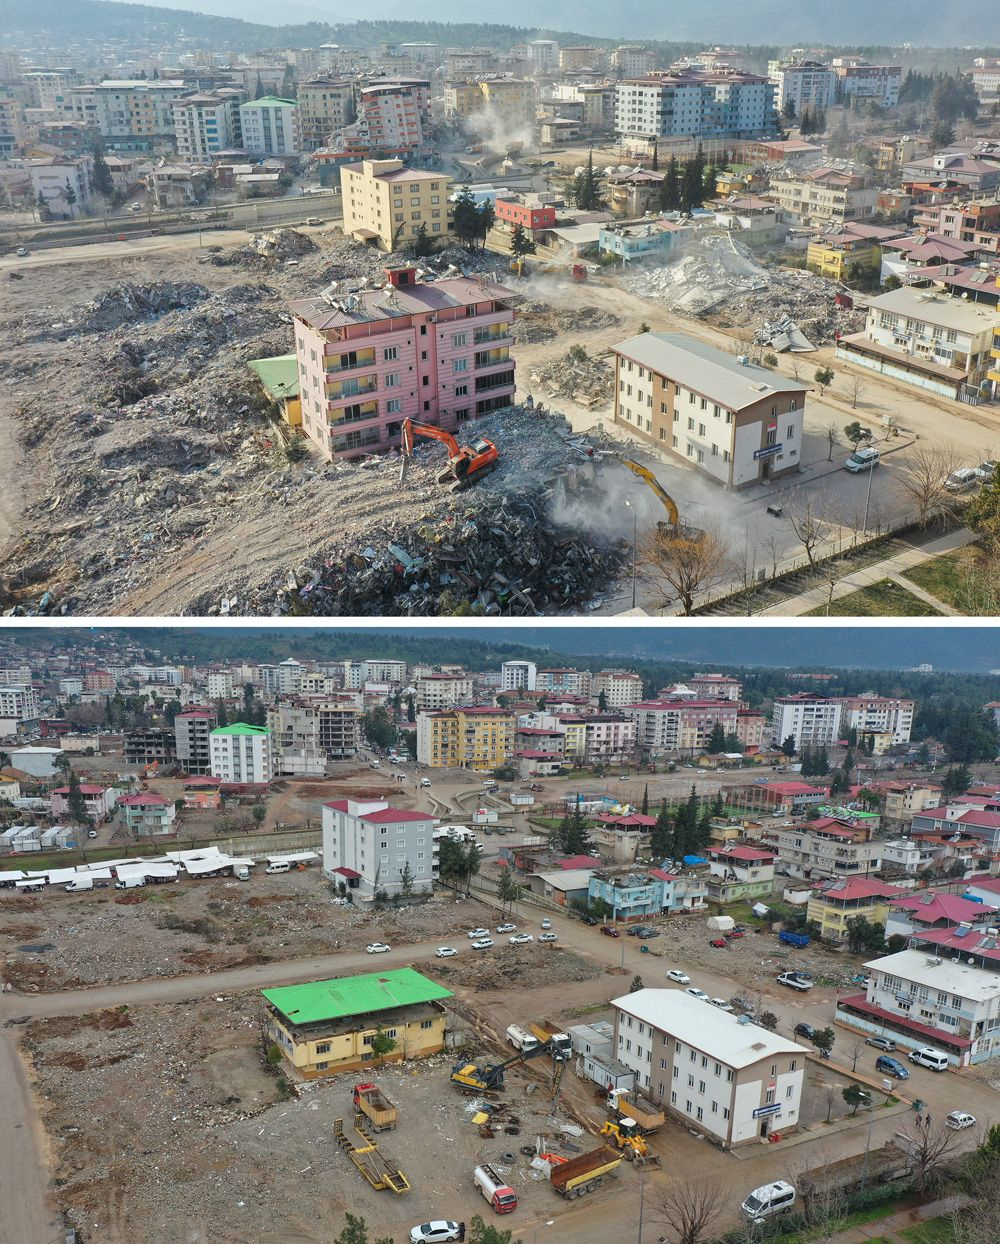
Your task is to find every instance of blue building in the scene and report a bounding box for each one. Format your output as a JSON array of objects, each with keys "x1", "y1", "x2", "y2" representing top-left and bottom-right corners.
[
  {"x1": 588, "y1": 868, "x2": 709, "y2": 920},
  {"x1": 599, "y1": 220, "x2": 675, "y2": 262}
]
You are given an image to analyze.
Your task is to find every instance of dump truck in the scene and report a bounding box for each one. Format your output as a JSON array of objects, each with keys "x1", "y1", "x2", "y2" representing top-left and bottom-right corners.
[
  {"x1": 607, "y1": 1088, "x2": 666, "y2": 1134},
  {"x1": 529, "y1": 1021, "x2": 572, "y2": 1060},
  {"x1": 779, "y1": 930, "x2": 810, "y2": 948},
  {"x1": 548, "y1": 1146, "x2": 622, "y2": 1199},
  {"x1": 353, "y1": 1083, "x2": 398, "y2": 1131}
]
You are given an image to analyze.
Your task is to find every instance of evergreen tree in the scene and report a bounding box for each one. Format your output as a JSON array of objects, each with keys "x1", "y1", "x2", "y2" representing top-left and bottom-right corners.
[
  {"x1": 254, "y1": 73, "x2": 265, "y2": 99},
  {"x1": 813, "y1": 106, "x2": 827, "y2": 133},
  {"x1": 509, "y1": 221, "x2": 536, "y2": 257},
  {"x1": 452, "y1": 187, "x2": 480, "y2": 248},
  {"x1": 659, "y1": 155, "x2": 681, "y2": 211},
  {"x1": 706, "y1": 721, "x2": 727, "y2": 754},
  {"x1": 641, "y1": 783, "x2": 649, "y2": 817},
  {"x1": 816, "y1": 746, "x2": 829, "y2": 774},
  {"x1": 799, "y1": 106, "x2": 812, "y2": 136},
  {"x1": 651, "y1": 799, "x2": 671, "y2": 859},
  {"x1": 781, "y1": 734, "x2": 797, "y2": 758},
  {"x1": 680, "y1": 144, "x2": 705, "y2": 213},
  {"x1": 573, "y1": 149, "x2": 602, "y2": 210},
  {"x1": 476, "y1": 199, "x2": 496, "y2": 248},
  {"x1": 66, "y1": 768, "x2": 92, "y2": 827},
  {"x1": 91, "y1": 137, "x2": 114, "y2": 199},
  {"x1": 598, "y1": 690, "x2": 608, "y2": 713},
  {"x1": 555, "y1": 798, "x2": 592, "y2": 855},
  {"x1": 800, "y1": 743, "x2": 814, "y2": 776},
  {"x1": 405, "y1": 693, "x2": 416, "y2": 724},
  {"x1": 782, "y1": 98, "x2": 797, "y2": 123},
  {"x1": 215, "y1": 697, "x2": 228, "y2": 729},
  {"x1": 650, "y1": 143, "x2": 659, "y2": 171}
]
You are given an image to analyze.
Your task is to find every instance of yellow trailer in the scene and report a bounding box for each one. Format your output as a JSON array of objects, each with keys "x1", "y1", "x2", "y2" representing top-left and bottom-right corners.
[{"x1": 333, "y1": 1117, "x2": 410, "y2": 1193}]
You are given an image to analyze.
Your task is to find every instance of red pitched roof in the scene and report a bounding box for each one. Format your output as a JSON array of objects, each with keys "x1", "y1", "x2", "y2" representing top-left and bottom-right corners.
[
  {"x1": 52, "y1": 785, "x2": 106, "y2": 795},
  {"x1": 557, "y1": 854, "x2": 599, "y2": 870},
  {"x1": 765, "y1": 781, "x2": 826, "y2": 795},
  {"x1": 818, "y1": 878, "x2": 904, "y2": 902},
  {"x1": 360, "y1": 808, "x2": 431, "y2": 824},
  {"x1": 332, "y1": 866, "x2": 362, "y2": 879},
  {"x1": 324, "y1": 799, "x2": 351, "y2": 812},
  {"x1": 597, "y1": 813, "x2": 656, "y2": 828},
  {"x1": 183, "y1": 776, "x2": 222, "y2": 787},
  {"x1": 891, "y1": 892, "x2": 995, "y2": 921},
  {"x1": 712, "y1": 846, "x2": 775, "y2": 862},
  {"x1": 838, "y1": 992, "x2": 972, "y2": 1049}
]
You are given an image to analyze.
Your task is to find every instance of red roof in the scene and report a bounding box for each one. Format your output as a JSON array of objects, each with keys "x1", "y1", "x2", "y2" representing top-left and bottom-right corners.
[
  {"x1": 808, "y1": 819, "x2": 857, "y2": 837},
  {"x1": 765, "y1": 781, "x2": 826, "y2": 795},
  {"x1": 838, "y1": 993, "x2": 972, "y2": 1049},
  {"x1": 712, "y1": 846, "x2": 775, "y2": 863},
  {"x1": 183, "y1": 776, "x2": 222, "y2": 787},
  {"x1": 598, "y1": 813, "x2": 657, "y2": 828},
  {"x1": 52, "y1": 785, "x2": 106, "y2": 795},
  {"x1": 818, "y1": 878, "x2": 904, "y2": 902},
  {"x1": 965, "y1": 876, "x2": 1000, "y2": 897},
  {"x1": 332, "y1": 866, "x2": 362, "y2": 879},
  {"x1": 324, "y1": 799, "x2": 351, "y2": 812},
  {"x1": 360, "y1": 808, "x2": 432, "y2": 824},
  {"x1": 891, "y1": 892, "x2": 995, "y2": 922},
  {"x1": 557, "y1": 854, "x2": 600, "y2": 870},
  {"x1": 178, "y1": 709, "x2": 215, "y2": 718},
  {"x1": 956, "y1": 811, "x2": 1000, "y2": 829}
]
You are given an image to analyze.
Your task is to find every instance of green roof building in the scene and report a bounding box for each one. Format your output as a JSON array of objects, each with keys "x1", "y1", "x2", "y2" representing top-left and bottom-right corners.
[
  {"x1": 263, "y1": 968, "x2": 454, "y2": 1079},
  {"x1": 209, "y1": 721, "x2": 273, "y2": 784}
]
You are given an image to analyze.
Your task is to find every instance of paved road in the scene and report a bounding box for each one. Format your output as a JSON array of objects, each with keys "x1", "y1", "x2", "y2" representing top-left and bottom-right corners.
[{"x1": 0, "y1": 1031, "x2": 61, "y2": 1244}]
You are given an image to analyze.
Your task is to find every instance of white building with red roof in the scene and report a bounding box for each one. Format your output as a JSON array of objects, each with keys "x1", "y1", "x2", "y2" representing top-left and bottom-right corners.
[
  {"x1": 50, "y1": 783, "x2": 117, "y2": 822},
  {"x1": 886, "y1": 890, "x2": 998, "y2": 940},
  {"x1": 707, "y1": 844, "x2": 776, "y2": 902},
  {"x1": 321, "y1": 798, "x2": 435, "y2": 896},
  {"x1": 118, "y1": 791, "x2": 177, "y2": 837}
]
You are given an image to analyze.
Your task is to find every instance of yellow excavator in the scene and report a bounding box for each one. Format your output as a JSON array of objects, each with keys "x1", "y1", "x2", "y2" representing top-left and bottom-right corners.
[
  {"x1": 622, "y1": 458, "x2": 702, "y2": 542},
  {"x1": 599, "y1": 1119, "x2": 661, "y2": 1169}
]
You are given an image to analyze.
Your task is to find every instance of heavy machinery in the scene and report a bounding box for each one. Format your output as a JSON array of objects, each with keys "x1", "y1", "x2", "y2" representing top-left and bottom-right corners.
[
  {"x1": 333, "y1": 1117, "x2": 410, "y2": 1192},
  {"x1": 451, "y1": 1038, "x2": 558, "y2": 1094},
  {"x1": 621, "y1": 457, "x2": 703, "y2": 542},
  {"x1": 606, "y1": 1088, "x2": 666, "y2": 1134},
  {"x1": 570, "y1": 263, "x2": 588, "y2": 282},
  {"x1": 399, "y1": 417, "x2": 499, "y2": 491},
  {"x1": 599, "y1": 1119, "x2": 661, "y2": 1169},
  {"x1": 547, "y1": 1146, "x2": 622, "y2": 1199},
  {"x1": 353, "y1": 1083, "x2": 398, "y2": 1131}
]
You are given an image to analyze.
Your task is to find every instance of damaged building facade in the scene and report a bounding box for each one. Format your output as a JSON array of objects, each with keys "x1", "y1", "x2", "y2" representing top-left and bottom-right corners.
[
  {"x1": 612, "y1": 332, "x2": 808, "y2": 488},
  {"x1": 291, "y1": 265, "x2": 517, "y2": 461}
]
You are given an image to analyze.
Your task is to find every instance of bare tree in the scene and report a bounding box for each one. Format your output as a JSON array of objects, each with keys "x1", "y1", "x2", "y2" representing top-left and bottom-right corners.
[
  {"x1": 655, "y1": 1178, "x2": 727, "y2": 1244},
  {"x1": 848, "y1": 375, "x2": 866, "y2": 409},
  {"x1": 954, "y1": 547, "x2": 1000, "y2": 614},
  {"x1": 786, "y1": 490, "x2": 841, "y2": 567},
  {"x1": 731, "y1": 536, "x2": 764, "y2": 615},
  {"x1": 790, "y1": 1151, "x2": 851, "y2": 1241},
  {"x1": 825, "y1": 422, "x2": 839, "y2": 461},
  {"x1": 848, "y1": 1038, "x2": 864, "y2": 1072},
  {"x1": 894, "y1": 444, "x2": 964, "y2": 528},
  {"x1": 819, "y1": 559, "x2": 847, "y2": 615},
  {"x1": 764, "y1": 533, "x2": 783, "y2": 579},
  {"x1": 640, "y1": 526, "x2": 729, "y2": 616},
  {"x1": 899, "y1": 1118, "x2": 960, "y2": 1195},
  {"x1": 789, "y1": 357, "x2": 803, "y2": 381}
]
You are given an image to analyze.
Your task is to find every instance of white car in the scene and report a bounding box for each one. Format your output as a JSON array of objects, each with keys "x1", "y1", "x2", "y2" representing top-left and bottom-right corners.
[
  {"x1": 944, "y1": 467, "x2": 980, "y2": 493},
  {"x1": 496, "y1": 923, "x2": 516, "y2": 933},
  {"x1": 945, "y1": 1111, "x2": 976, "y2": 1131},
  {"x1": 434, "y1": 947, "x2": 457, "y2": 958},
  {"x1": 541, "y1": 918, "x2": 552, "y2": 929},
  {"x1": 366, "y1": 942, "x2": 391, "y2": 954},
  {"x1": 471, "y1": 938, "x2": 494, "y2": 949},
  {"x1": 710, "y1": 998, "x2": 735, "y2": 1013},
  {"x1": 410, "y1": 1223, "x2": 461, "y2": 1244},
  {"x1": 686, "y1": 987, "x2": 710, "y2": 1001},
  {"x1": 467, "y1": 927, "x2": 489, "y2": 939},
  {"x1": 508, "y1": 933, "x2": 533, "y2": 944},
  {"x1": 666, "y1": 969, "x2": 690, "y2": 984},
  {"x1": 538, "y1": 932, "x2": 558, "y2": 942}
]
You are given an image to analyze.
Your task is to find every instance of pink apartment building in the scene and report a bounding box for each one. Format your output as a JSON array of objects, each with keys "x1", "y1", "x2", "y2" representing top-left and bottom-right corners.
[{"x1": 291, "y1": 265, "x2": 517, "y2": 460}]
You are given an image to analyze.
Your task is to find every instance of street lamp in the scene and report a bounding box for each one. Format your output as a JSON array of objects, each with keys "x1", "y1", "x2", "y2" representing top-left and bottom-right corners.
[
  {"x1": 624, "y1": 498, "x2": 638, "y2": 608},
  {"x1": 862, "y1": 451, "x2": 876, "y2": 535}
]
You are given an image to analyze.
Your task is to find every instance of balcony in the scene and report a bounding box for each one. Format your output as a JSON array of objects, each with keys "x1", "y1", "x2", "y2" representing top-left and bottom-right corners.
[
  {"x1": 474, "y1": 324, "x2": 512, "y2": 346},
  {"x1": 327, "y1": 375, "x2": 377, "y2": 401},
  {"x1": 329, "y1": 399, "x2": 378, "y2": 427},
  {"x1": 325, "y1": 347, "x2": 376, "y2": 374},
  {"x1": 474, "y1": 347, "x2": 510, "y2": 369}
]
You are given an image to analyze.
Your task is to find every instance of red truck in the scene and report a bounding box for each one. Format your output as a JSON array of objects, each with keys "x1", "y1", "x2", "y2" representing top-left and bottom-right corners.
[{"x1": 474, "y1": 1164, "x2": 518, "y2": 1213}]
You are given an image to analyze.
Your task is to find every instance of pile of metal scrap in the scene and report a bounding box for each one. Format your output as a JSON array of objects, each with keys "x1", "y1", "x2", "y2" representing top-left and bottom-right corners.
[{"x1": 755, "y1": 316, "x2": 816, "y2": 353}]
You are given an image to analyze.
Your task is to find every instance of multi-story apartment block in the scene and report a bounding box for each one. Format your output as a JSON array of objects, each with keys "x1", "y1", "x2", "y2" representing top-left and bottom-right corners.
[
  {"x1": 273, "y1": 658, "x2": 303, "y2": 694},
  {"x1": 837, "y1": 948, "x2": 1000, "y2": 1067},
  {"x1": 501, "y1": 661, "x2": 537, "y2": 693},
  {"x1": 174, "y1": 708, "x2": 216, "y2": 775},
  {"x1": 612, "y1": 990, "x2": 804, "y2": 1146},
  {"x1": 416, "y1": 706, "x2": 515, "y2": 770},
  {"x1": 610, "y1": 47, "x2": 657, "y2": 78},
  {"x1": 444, "y1": 49, "x2": 498, "y2": 79},
  {"x1": 559, "y1": 47, "x2": 608, "y2": 73},
  {"x1": 22, "y1": 68, "x2": 82, "y2": 114},
  {"x1": 766, "y1": 167, "x2": 877, "y2": 228},
  {"x1": 589, "y1": 872, "x2": 709, "y2": 920},
  {"x1": 415, "y1": 673, "x2": 474, "y2": 711},
  {"x1": 118, "y1": 792, "x2": 177, "y2": 837},
  {"x1": 595, "y1": 670, "x2": 644, "y2": 709},
  {"x1": 68, "y1": 80, "x2": 188, "y2": 150},
  {"x1": 51, "y1": 783, "x2": 117, "y2": 822},
  {"x1": 769, "y1": 694, "x2": 843, "y2": 749},
  {"x1": 479, "y1": 78, "x2": 535, "y2": 130},
  {"x1": 830, "y1": 59, "x2": 901, "y2": 107},
  {"x1": 0, "y1": 92, "x2": 26, "y2": 158},
  {"x1": 806, "y1": 877, "x2": 906, "y2": 942},
  {"x1": 546, "y1": 82, "x2": 616, "y2": 135},
  {"x1": 399, "y1": 43, "x2": 441, "y2": 67},
  {"x1": 767, "y1": 60, "x2": 835, "y2": 115},
  {"x1": 336, "y1": 80, "x2": 430, "y2": 156},
  {"x1": 209, "y1": 723, "x2": 273, "y2": 783},
  {"x1": 840, "y1": 695, "x2": 914, "y2": 746},
  {"x1": 911, "y1": 198, "x2": 1000, "y2": 255},
  {"x1": 764, "y1": 819, "x2": 881, "y2": 882},
  {"x1": 690, "y1": 673, "x2": 742, "y2": 701},
  {"x1": 297, "y1": 77, "x2": 356, "y2": 150},
  {"x1": 613, "y1": 333, "x2": 807, "y2": 489},
  {"x1": 582, "y1": 716, "x2": 638, "y2": 764},
  {"x1": 29, "y1": 153, "x2": 93, "y2": 218},
  {"x1": 527, "y1": 40, "x2": 559, "y2": 72},
  {"x1": 172, "y1": 88, "x2": 245, "y2": 160},
  {"x1": 205, "y1": 670, "x2": 235, "y2": 699},
  {"x1": 123, "y1": 727, "x2": 176, "y2": 766},
  {"x1": 266, "y1": 701, "x2": 329, "y2": 776},
  {"x1": 322, "y1": 798, "x2": 435, "y2": 895},
  {"x1": 0, "y1": 666, "x2": 33, "y2": 687},
  {"x1": 968, "y1": 60, "x2": 1000, "y2": 103},
  {"x1": 291, "y1": 264, "x2": 515, "y2": 460},
  {"x1": 0, "y1": 685, "x2": 41, "y2": 735},
  {"x1": 706, "y1": 845, "x2": 776, "y2": 903},
  {"x1": 614, "y1": 71, "x2": 777, "y2": 145},
  {"x1": 625, "y1": 699, "x2": 741, "y2": 757},
  {"x1": 536, "y1": 668, "x2": 593, "y2": 696},
  {"x1": 362, "y1": 659, "x2": 407, "y2": 684},
  {"x1": 876, "y1": 781, "x2": 943, "y2": 827},
  {"x1": 238, "y1": 97, "x2": 301, "y2": 156},
  {"x1": 340, "y1": 159, "x2": 452, "y2": 252},
  {"x1": 735, "y1": 710, "x2": 766, "y2": 750},
  {"x1": 837, "y1": 285, "x2": 999, "y2": 403}
]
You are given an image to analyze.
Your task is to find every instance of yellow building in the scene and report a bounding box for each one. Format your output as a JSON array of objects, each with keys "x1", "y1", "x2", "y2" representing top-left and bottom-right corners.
[
  {"x1": 248, "y1": 354, "x2": 302, "y2": 428},
  {"x1": 989, "y1": 309, "x2": 1000, "y2": 391},
  {"x1": 417, "y1": 706, "x2": 515, "y2": 770},
  {"x1": 558, "y1": 718, "x2": 588, "y2": 763},
  {"x1": 262, "y1": 968, "x2": 453, "y2": 1079},
  {"x1": 478, "y1": 78, "x2": 535, "y2": 130},
  {"x1": 806, "y1": 877, "x2": 905, "y2": 943},
  {"x1": 340, "y1": 157, "x2": 452, "y2": 252},
  {"x1": 443, "y1": 80, "x2": 484, "y2": 119}
]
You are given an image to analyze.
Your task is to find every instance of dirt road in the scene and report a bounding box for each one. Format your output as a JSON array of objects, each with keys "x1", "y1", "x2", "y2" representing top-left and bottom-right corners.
[{"x1": 0, "y1": 1031, "x2": 60, "y2": 1244}]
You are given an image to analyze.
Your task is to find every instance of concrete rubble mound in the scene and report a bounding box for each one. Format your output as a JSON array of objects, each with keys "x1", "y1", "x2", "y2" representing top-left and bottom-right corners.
[
  {"x1": 511, "y1": 300, "x2": 622, "y2": 345},
  {"x1": 755, "y1": 316, "x2": 816, "y2": 353},
  {"x1": 210, "y1": 227, "x2": 319, "y2": 269},
  {"x1": 529, "y1": 349, "x2": 614, "y2": 408},
  {"x1": 76, "y1": 281, "x2": 210, "y2": 333}
]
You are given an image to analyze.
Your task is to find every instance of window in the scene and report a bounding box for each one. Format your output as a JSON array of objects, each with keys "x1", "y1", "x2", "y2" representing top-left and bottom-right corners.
[
  {"x1": 688, "y1": 391, "x2": 695, "y2": 404},
  {"x1": 787, "y1": 424, "x2": 794, "y2": 438},
  {"x1": 696, "y1": 1106, "x2": 703, "y2": 1121},
  {"x1": 698, "y1": 1080, "x2": 706, "y2": 1093},
  {"x1": 420, "y1": 1018, "x2": 433, "y2": 1030},
  {"x1": 698, "y1": 423, "x2": 706, "y2": 437},
  {"x1": 722, "y1": 1107, "x2": 730, "y2": 1120},
  {"x1": 316, "y1": 1043, "x2": 331, "y2": 1054},
  {"x1": 386, "y1": 398, "x2": 401, "y2": 413},
  {"x1": 770, "y1": 1064, "x2": 777, "y2": 1076},
  {"x1": 420, "y1": 325, "x2": 427, "y2": 336},
  {"x1": 687, "y1": 416, "x2": 695, "y2": 430},
  {"x1": 786, "y1": 1085, "x2": 794, "y2": 1099},
  {"x1": 726, "y1": 1069, "x2": 733, "y2": 1082},
  {"x1": 671, "y1": 1091, "x2": 677, "y2": 1105},
  {"x1": 384, "y1": 372, "x2": 399, "y2": 388},
  {"x1": 383, "y1": 346, "x2": 398, "y2": 361},
  {"x1": 455, "y1": 383, "x2": 468, "y2": 396},
  {"x1": 687, "y1": 1073, "x2": 695, "y2": 1087},
  {"x1": 672, "y1": 435, "x2": 678, "y2": 447},
  {"x1": 789, "y1": 1059, "x2": 797, "y2": 1071},
  {"x1": 711, "y1": 1100, "x2": 718, "y2": 1114},
  {"x1": 453, "y1": 332, "x2": 468, "y2": 347},
  {"x1": 765, "y1": 1088, "x2": 775, "y2": 1104},
  {"x1": 672, "y1": 1066, "x2": 679, "y2": 1079},
  {"x1": 689, "y1": 1049, "x2": 696, "y2": 1061}
]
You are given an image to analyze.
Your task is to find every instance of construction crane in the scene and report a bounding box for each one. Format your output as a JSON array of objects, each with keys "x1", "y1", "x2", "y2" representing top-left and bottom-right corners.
[
  {"x1": 621, "y1": 458, "x2": 703, "y2": 542},
  {"x1": 399, "y1": 418, "x2": 499, "y2": 491},
  {"x1": 451, "y1": 1039, "x2": 558, "y2": 1094}
]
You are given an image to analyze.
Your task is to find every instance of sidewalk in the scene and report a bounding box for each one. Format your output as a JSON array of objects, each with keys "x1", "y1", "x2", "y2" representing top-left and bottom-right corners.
[
  {"x1": 758, "y1": 528, "x2": 977, "y2": 616},
  {"x1": 831, "y1": 1192, "x2": 967, "y2": 1242}
]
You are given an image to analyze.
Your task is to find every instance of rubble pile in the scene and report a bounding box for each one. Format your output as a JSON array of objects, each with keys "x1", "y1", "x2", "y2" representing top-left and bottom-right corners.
[
  {"x1": 511, "y1": 300, "x2": 622, "y2": 345},
  {"x1": 75, "y1": 280, "x2": 210, "y2": 334},
  {"x1": 529, "y1": 348, "x2": 614, "y2": 408},
  {"x1": 210, "y1": 226, "x2": 319, "y2": 269},
  {"x1": 440, "y1": 944, "x2": 601, "y2": 991}
]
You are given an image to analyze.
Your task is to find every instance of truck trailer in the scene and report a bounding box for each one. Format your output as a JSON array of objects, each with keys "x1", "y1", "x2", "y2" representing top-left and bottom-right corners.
[
  {"x1": 548, "y1": 1147, "x2": 622, "y2": 1199},
  {"x1": 530, "y1": 1021, "x2": 572, "y2": 1060},
  {"x1": 353, "y1": 1083, "x2": 399, "y2": 1131},
  {"x1": 607, "y1": 1088, "x2": 666, "y2": 1133}
]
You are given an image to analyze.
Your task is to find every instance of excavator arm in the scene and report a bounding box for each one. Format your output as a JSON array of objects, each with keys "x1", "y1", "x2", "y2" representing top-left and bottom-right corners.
[
  {"x1": 622, "y1": 458, "x2": 680, "y2": 527},
  {"x1": 399, "y1": 416, "x2": 499, "y2": 491}
]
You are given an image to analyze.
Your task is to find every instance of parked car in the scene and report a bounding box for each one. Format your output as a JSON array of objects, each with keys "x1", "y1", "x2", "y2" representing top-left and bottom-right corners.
[
  {"x1": 15, "y1": 246, "x2": 29, "y2": 256},
  {"x1": 409, "y1": 1223, "x2": 461, "y2": 1244},
  {"x1": 580, "y1": 915, "x2": 599, "y2": 926},
  {"x1": 944, "y1": 467, "x2": 980, "y2": 492},
  {"x1": 666, "y1": 969, "x2": 691, "y2": 984},
  {"x1": 909, "y1": 1047, "x2": 949, "y2": 1072},
  {"x1": 496, "y1": 923, "x2": 516, "y2": 934},
  {"x1": 540, "y1": 918, "x2": 552, "y2": 929},
  {"x1": 508, "y1": 933, "x2": 533, "y2": 945},
  {"x1": 865, "y1": 1036, "x2": 897, "y2": 1052},
  {"x1": 875, "y1": 1055, "x2": 909, "y2": 1079},
  {"x1": 974, "y1": 460, "x2": 998, "y2": 482},
  {"x1": 538, "y1": 932, "x2": 558, "y2": 942},
  {"x1": 794, "y1": 1023, "x2": 816, "y2": 1040},
  {"x1": 845, "y1": 446, "x2": 880, "y2": 473},
  {"x1": 467, "y1": 927, "x2": 489, "y2": 939},
  {"x1": 366, "y1": 942, "x2": 391, "y2": 954},
  {"x1": 710, "y1": 998, "x2": 735, "y2": 1012},
  {"x1": 686, "y1": 987, "x2": 710, "y2": 1001},
  {"x1": 709, "y1": 938, "x2": 729, "y2": 948},
  {"x1": 627, "y1": 926, "x2": 650, "y2": 937},
  {"x1": 305, "y1": 216, "x2": 324, "y2": 226},
  {"x1": 434, "y1": 947, "x2": 457, "y2": 958},
  {"x1": 600, "y1": 925, "x2": 620, "y2": 938},
  {"x1": 945, "y1": 1112, "x2": 976, "y2": 1131},
  {"x1": 87, "y1": 829, "x2": 98, "y2": 839},
  {"x1": 471, "y1": 938, "x2": 494, "y2": 949}
]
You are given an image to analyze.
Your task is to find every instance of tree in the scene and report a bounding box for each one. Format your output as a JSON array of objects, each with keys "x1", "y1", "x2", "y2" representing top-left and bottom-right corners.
[
  {"x1": 399, "y1": 861, "x2": 415, "y2": 898},
  {"x1": 369, "y1": 1026, "x2": 397, "y2": 1064},
  {"x1": 629, "y1": 973, "x2": 644, "y2": 992},
  {"x1": 651, "y1": 799, "x2": 671, "y2": 859},
  {"x1": 825, "y1": 423, "x2": 839, "y2": 461},
  {"x1": 412, "y1": 222, "x2": 435, "y2": 257},
  {"x1": 573, "y1": 149, "x2": 602, "y2": 210},
  {"x1": 452, "y1": 187, "x2": 480, "y2": 248},
  {"x1": 843, "y1": 421, "x2": 872, "y2": 449},
  {"x1": 929, "y1": 118, "x2": 955, "y2": 148},
  {"x1": 842, "y1": 1083, "x2": 870, "y2": 1115},
  {"x1": 844, "y1": 915, "x2": 885, "y2": 954},
  {"x1": 659, "y1": 155, "x2": 681, "y2": 211},
  {"x1": 706, "y1": 722, "x2": 727, "y2": 755},
  {"x1": 555, "y1": 798, "x2": 592, "y2": 855},
  {"x1": 405, "y1": 693, "x2": 416, "y2": 724},
  {"x1": 251, "y1": 804, "x2": 267, "y2": 827},
  {"x1": 467, "y1": 1215, "x2": 523, "y2": 1244},
  {"x1": 787, "y1": 490, "x2": 838, "y2": 568},
  {"x1": 91, "y1": 137, "x2": 114, "y2": 199},
  {"x1": 66, "y1": 768, "x2": 93, "y2": 827},
  {"x1": 64, "y1": 183, "x2": 77, "y2": 211},
  {"x1": 782, "y1": 97, "x2": 797, "y2": 123},
  {"x1": 509, "y1": 221, "x2": 536, "y2": 257},
  {"x1": 680, "y1": 144, "x2": 706, "y2": 213},
  {"x1": 641, "y1": 784, "x2": 649, "y2": 816},
  {"x1": 812, "y1": 1026, "x2": 836, "y2": 1056},
  {"x1": 362, "y1": 705, "x2": 396, "y2": 750},
  {"x1": 966, "y1": 463, "x2": 1000, "y2": 551},
  {"x1": 654, "y1": 1178, "x2": 726, "y2": 1244},
  {"x1": 906, "y1": 1117, "x2": 959, "y2": 1196},
  {"x1": 894, "y1": 444, "x2": 964, "y2": 528},
  {"x1": 814, "y1": 367, "x2": 834, "y2": 395},
  {"x1": 943, "y1": 710, "x2": 998, "y2": 764},
  {"x1": 597, "y1": 690, "x2": 608, "y2": 713},
  {"x1": 799, "y1": 106, "x2": 813, "y2": 136},
  {"x1": 641, "y1": 527, "x2": 728, "y2": 616},
  {"x1": 941, "y1": 763, "x2": 972, "y2": 796},
  {"x1": 254, "y1": 73, "x2": 265, "y2": 99},
  {"x1": 781, "y1": 734, "x2": 797, "y2": 758},
  {"x1": 476, "y1": 200, "x2": 496, "y2": 247},
  {"x1": 758, "y1": 1011, "x2": 778, "y2": 1031}
]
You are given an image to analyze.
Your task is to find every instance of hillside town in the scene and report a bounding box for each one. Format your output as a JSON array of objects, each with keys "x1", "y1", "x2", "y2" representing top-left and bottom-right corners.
[
  {"x1": 2, "y1": 628, "x2": 1000, "y2": 1244},
  {"x1": 2, "y1": 23, "x2": 1000, "y2": 616}
]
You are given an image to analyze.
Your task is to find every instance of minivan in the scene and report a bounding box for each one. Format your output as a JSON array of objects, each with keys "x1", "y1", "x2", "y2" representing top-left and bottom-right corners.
[
  {"x1": 845, "y1": 446, "x2": 880, "y2": 473},
  {"x1": 741, "y1": 1181, "x2": 796, "y2": 1222},
  {"x1": 875, "y1": 1055, "x2": 909, "y2": 1079},
  {"x1": 265, "y1": 861, "x2": 290, "y2": 874},
  {"x1": 909, "y1": 1046, "x2": 949, "y2": 1072},
  {"x1": 420, "y1": 777, "x2": 432, "y2": 787}
]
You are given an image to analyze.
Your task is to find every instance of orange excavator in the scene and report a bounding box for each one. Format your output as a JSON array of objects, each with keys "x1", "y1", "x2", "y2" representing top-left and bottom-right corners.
[{"x1": 399, "y1": 417, "x2": 499, "y2": 491}]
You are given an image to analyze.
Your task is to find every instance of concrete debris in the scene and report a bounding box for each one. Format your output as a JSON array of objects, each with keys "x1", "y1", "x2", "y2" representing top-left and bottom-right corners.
[
  {"x1": 755, "y1": 317, "x2": 816, "y2": 353},
  {"x1": 511, "y1": 301, "x2": 622, "y2": 345},
  {"x1": 209, "y1": 227, "x2": 319, "y2": 270},
  {"x1": 76, "y1": 281, "x2": 210, "y2": 334},
  {"x1": 530, "y1": 349, "x2": 614, "y2": 408}
]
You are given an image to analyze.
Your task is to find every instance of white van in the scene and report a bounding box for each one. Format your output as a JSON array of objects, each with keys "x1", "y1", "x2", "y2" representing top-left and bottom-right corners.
[
  {"x1": 741, "y1": 1182, "x2": 796, "y2": 1223},
  {"x1": 64, "y1": 876, "x2": 94, "y2": 892},
  {"x1": 420, "y1": 777, "x2": 432, "y2": 787},
  {"x1": 265, "y1": 861, "x2": 290, "y2": 874},
  {"x1": 909, "y1": 1046, "x2": 949, "y2": 1072}
]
